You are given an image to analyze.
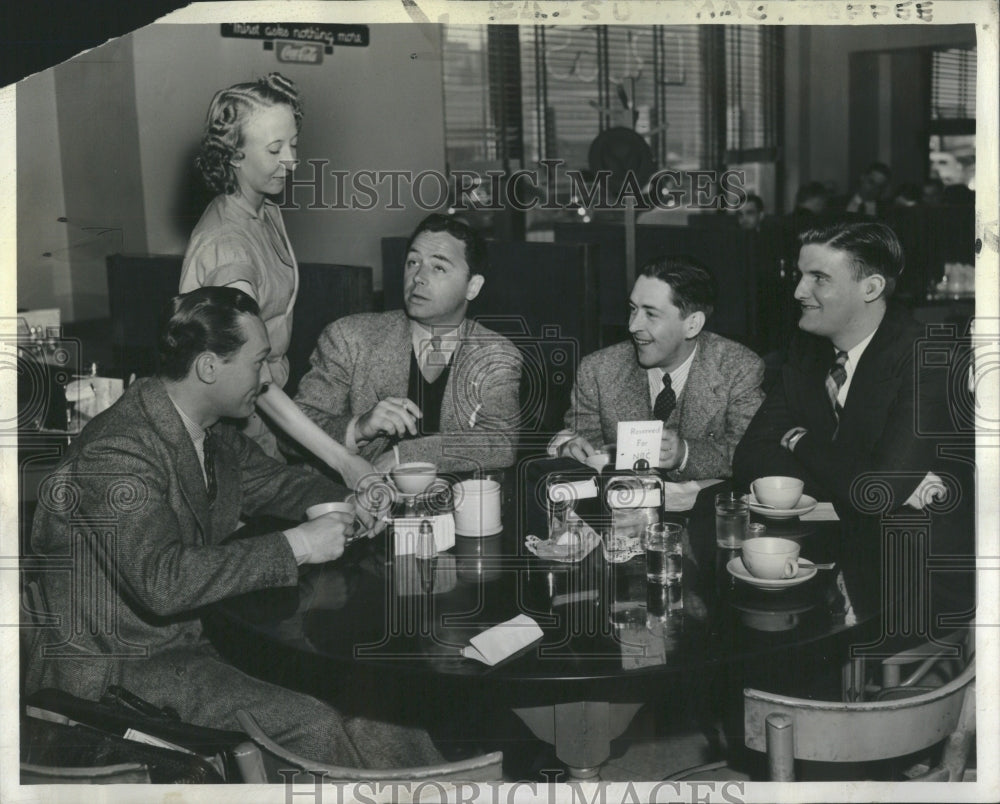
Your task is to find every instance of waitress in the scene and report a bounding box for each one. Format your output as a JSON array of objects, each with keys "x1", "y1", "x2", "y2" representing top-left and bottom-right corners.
[{"x1": 181, "y1": 73, "x2": 374, "y2": 491}]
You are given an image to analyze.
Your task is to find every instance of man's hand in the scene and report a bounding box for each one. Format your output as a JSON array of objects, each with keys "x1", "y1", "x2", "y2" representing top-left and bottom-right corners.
[
  {"x1": 356, "y1": 397, "x2": 422, "y2": 443},
  {"x1": 558, "y1": 434, "x2": 597, "y2": 463},
  {"x1": 660, "y1": 429, "x2": 684, "y2": 470},
  {"x1": 287, "y1": 511, "x2": 353, "y2": 564},
  {"x1": 338, "y1": 453, "x2": 380, "y2": 492}
]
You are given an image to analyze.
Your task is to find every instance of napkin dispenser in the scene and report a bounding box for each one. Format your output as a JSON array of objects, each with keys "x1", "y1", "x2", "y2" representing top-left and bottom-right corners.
[{"x1": 391, "y1": 513, "x2": 455, "y2": 556}]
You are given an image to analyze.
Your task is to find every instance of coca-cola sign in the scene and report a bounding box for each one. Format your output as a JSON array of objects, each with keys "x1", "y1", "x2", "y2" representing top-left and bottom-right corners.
[{"x1": 277, "y1": 41, "x2": 323, "y2": 65}]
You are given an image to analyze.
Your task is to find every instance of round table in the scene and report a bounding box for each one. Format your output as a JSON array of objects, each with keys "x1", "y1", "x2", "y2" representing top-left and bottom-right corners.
[{"x1": 211, "y1": 481, "x2": 879, "y2": 778}]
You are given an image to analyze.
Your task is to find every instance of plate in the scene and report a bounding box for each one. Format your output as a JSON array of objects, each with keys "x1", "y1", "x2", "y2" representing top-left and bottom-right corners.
[
  {"x1": 748, "y1": 493, "x2": 818, "y2": 519},
  {"x1": 727, "y1": 557, "x2": 817, "y2": 590}
]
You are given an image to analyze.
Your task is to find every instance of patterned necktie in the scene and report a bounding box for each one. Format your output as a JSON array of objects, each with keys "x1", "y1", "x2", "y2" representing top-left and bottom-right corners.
[
  {"x1": 422, "y1": 335, "x2": 447, "y2": 383},
  {"x1": 653, "y1": 373, "x2": 677, "y2": 422},
  {"x1": 825, "y1": 350, "x2": 849, "y2": 438},
  {"x1": 203, "y1": 429, "x2": 217, "y2": 503}
]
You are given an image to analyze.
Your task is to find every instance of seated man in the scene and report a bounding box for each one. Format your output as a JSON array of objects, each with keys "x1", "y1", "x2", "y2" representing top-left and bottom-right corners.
[
  {"x1": 733, "y1": 221, "x2": 975, "y2": 623},
  {"x1": 24, "y1": 287, "x2": 441, "y2": 768},
  {"x1": 844, "y1": 161, "x2": 891, "y2": 217},
  {"x1": 552, "y1": 256, "x2": 765, "y2": 481},
  {"x1": 295, "y1": 213, "x2": 521, "y2": 473},
  {"x1": 736, "y1": 194, "x2": 766, "y2": 232}
]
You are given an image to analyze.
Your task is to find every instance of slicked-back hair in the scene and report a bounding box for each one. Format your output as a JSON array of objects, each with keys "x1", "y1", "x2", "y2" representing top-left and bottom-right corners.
[
  {"x1": 157, "y1": 287, "x2": 261, "y2": 380},
  {"x1": 404, "y1": 213, "x2": 489, "y2": 280},
  {"x1": 799, "y1": 220, "x2": 903, "y2": 298},
  {"x1": 196, "y1": 72, "x2": 302, "y2": 195},
  {"x1": 638, "y1": 255, "x2": 718, "y2": 319}
]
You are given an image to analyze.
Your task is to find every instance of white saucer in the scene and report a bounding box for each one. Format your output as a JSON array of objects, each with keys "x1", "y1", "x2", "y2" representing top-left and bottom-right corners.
[
  {"x1": 727, "y1": 557, "x2": 817, "y2": 590},
  {"x1": 748, "y1": 493, "x2": 818, "y2": 519}
]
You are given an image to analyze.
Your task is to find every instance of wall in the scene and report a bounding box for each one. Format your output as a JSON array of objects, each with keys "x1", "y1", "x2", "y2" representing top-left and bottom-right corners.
[
  {"x1": 16, "y1": 70, "x2": 70, "y2": 316},
  {"x1": 783, "y1": 24, "x2": 976, "y2": 207},
  {"x1": 131, "y1": 23, "x2": 446, "y2": 290}
]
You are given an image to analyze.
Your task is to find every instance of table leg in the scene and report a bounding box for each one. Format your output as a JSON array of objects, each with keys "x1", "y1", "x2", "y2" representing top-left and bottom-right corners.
[{"x1": 512, "y1": 701, "x2": 643, "y2": 779}]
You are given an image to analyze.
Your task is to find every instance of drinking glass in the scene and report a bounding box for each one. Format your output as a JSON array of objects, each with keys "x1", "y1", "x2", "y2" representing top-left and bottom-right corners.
[
  {"x1": 715, "y1": 492, "x2": 749, "y2": 548},
  {"x1": 644, "y1": 522, "x2": 683, "y2": 584}
]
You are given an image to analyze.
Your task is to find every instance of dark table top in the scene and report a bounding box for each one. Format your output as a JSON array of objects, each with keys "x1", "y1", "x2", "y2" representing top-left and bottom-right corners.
[{"x1": 212, "y1": 477, "x2": 880, "y2": 701}]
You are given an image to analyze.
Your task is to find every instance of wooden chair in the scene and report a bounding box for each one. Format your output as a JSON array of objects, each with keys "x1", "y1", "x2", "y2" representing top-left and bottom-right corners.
[
  {"x1": 235, "y1": 709, "x2": 504, "y2": 783},
  {"x1": 745, "y1": 658, "x2": 976, "y2": 781}
]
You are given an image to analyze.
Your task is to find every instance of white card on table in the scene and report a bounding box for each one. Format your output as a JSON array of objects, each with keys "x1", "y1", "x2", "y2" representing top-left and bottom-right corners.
[
  {"x1": 461, "y1": 614, "x2": 543, "y2": 666},
  {"x1": 616, "y1": 420, "x2": 664, "y2": 470}
]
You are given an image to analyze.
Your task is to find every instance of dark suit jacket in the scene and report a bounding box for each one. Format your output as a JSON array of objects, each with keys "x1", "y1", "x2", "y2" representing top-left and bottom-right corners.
[
  {"x1": 295, "y1": 310, "x2": 522, "y2": 472},
  {"x1": 564, "y1": 331, "x2": 765, "y2": 480},
  {"x1": 733, "y1": 304, "x2": 975, "y2": 615},
  {"x1": 24, "y1": 377, "x2": 347, "y2": 703}
]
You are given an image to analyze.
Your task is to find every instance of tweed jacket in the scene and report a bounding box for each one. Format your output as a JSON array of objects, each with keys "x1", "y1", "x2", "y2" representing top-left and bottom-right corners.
[
  {"x1": 565, "y1": 331, "x2": 765, "y2": 480},
  {"x1": 24, "y1": 377, "x2": 347, "y2": 702},
  {"x1": 295, "y1": 310, "x2": 522, "y2": 472}
]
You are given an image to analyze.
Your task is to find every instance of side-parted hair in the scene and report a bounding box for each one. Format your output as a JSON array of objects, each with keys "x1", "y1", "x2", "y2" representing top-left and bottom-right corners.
[
  {"x1": 405, "y1": 213, "x2": 489, "y2": 280},
  {"x1": 638, "y1": 255, "x2": 718, "y2": 319},
  {"x1": 158, "y1": 287, "x2": 261, "y2": 380},
  {"x1": 799, "y1": 220, "x2": 904, "y2": 298},
  {"x1": 196, "y1": 73, "x2": 303, "y2": 195}
]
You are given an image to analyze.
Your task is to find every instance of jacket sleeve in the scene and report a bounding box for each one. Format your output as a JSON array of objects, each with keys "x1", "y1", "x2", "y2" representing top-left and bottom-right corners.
[
  {"x1": 395, "y1": 338, "x2": 523, "y2": 472},
  {"x1": 294, "y1": 319, "x2": 358, "y2": 445},
  {"x1": 562, "y1": 353, "x2": 605, "y2": 447},
  {"x1": 673, "y1": 350, "x2": 765, "y2": 481},
  {"x1": 34, "y1": 437, "x2": 300, "y2": 618}
]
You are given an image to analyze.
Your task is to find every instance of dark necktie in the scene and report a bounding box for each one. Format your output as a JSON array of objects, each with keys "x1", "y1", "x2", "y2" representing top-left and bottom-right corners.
[
  {"x1": 653, "y1": 373, "x2": 677, "y2": 422},
  {"x1": 203, "y1": 429, "x2": 217, "y2": 503},
  {"x1": 422, "y1": 335, "x2": 447, "y2": 383},
  {"x1": 825, "y1": 350, "x2": 849, "y2": 438}
]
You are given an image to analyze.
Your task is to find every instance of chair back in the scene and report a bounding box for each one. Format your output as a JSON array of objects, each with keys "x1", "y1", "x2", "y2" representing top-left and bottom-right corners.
[
  {"x1": 382, "y1": 237, "x2": 599, "y2": 442},
  {"x1": 745, "y1": 659, "x2": 975, "y2": 779},
  {"x1": 106, "y1": 254, "x2": 184, "y2": 379},
  {"x1": 236, "y1": 709, "x2": 504, "y2": 783},
  {"x1": 106, "y1": 255, "x2": 373, "y2": 390},
  {"x1": 285, "y1": 262, "x2": 373, "y2": 397}
]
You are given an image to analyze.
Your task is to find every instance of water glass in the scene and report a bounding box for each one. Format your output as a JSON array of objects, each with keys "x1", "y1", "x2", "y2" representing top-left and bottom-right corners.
[
  {"x1": 644, "y1": 523, "x2": 683, "y2": 584},
  {"x1": 715, "y1": 492, "x2": 749, "y2": 548}
]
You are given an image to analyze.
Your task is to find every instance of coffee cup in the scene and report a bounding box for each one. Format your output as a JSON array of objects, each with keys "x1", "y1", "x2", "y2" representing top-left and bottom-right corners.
[
  {"x1": 752, "y1": 476, "x2": 804, "y2": 509},
  {"x1": 741, "y1": 536, "x2": 800, "y2": 580},
  {"x1": 452, "y1": 479, "x2": 502, "y2": 536},
  {"x1": 305, "y1": 500, "x2": 356, "y2": 521},
  {"x1": 390, "y1": 462, "x2": 438, "y2": 496}
]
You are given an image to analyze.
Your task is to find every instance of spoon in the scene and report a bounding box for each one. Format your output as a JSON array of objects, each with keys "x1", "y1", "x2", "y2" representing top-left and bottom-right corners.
[{"x1": 801, "y1": 559, "x2": 836, "y2": 570}]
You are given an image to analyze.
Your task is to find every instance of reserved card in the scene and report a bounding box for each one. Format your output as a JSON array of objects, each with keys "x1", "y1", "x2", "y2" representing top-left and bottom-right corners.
[{"x1": 616, "y1": 420, "x2": 664, "y2": 470}]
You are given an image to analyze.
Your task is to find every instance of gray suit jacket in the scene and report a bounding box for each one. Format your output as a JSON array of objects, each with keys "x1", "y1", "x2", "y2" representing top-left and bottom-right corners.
[
  {"x1": 24, "y1": 377, "x2": 347, "y2": 703},
  {"x1": 565, "y1": 331, "x2": 765, "y2": 480},
  {"x1": 295, "y1": 310, "x2": 521, "y2": 472}
]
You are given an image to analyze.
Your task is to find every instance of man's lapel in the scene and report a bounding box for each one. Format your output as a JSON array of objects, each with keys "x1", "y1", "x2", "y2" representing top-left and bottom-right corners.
[
  {"x1": 613, "y1": 357, "x2": 654, "y2": 423},
  {"x1": 375, "y1": 313, "x2": 414, "y2": 399},
  {"x1": 676, "y1": 341, "x2": 725, "y2": 434}
]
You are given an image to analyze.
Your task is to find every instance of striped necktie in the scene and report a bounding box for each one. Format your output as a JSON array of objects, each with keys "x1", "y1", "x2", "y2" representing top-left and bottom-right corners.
[
  {"x1": 653, "y1": 373, "x2": 677, "y2": 422},
  {"x1": 203, "y1": 429, "x2": 217, "y2": 503},
  {"x1": 422, "y1": 335, "x2": 447, "y2": 383},
  {"x1": 825, "y1": 350, "x2": 849, "y2": 438}
]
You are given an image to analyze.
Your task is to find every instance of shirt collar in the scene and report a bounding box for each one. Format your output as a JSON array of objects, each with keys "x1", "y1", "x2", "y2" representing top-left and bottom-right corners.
[
  {"x1": 167, "y1": 394, "x2": 208, "y2": 448},
  {"x1": 843, "y1": 327, "x2": 877, "y2": 368},
  {"x1": 411, "y1": 320, "x2": 462, "y2": 362}
]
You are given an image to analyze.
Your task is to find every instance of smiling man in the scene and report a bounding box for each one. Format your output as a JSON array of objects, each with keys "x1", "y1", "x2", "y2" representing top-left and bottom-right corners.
[
  {"x1": 295, "y1": 213, "x2": 521, "y2": 473},
  {"x1": 25, "y1": 286, "x2": 443, "y2": 768},
  {"x1": 733, "y1": 221, "x2": 975, "y2": 627},
  {"x1": 553, "y1": 256, "x2": 764, "y2": 480}
]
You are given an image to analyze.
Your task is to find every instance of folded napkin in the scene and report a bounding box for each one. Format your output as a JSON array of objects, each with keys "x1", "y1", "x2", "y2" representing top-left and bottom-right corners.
[
  {"x1": 462, "y1": 614, "x2": 543, "y2": 666},
  {"x1": 800, "y1": 502, "x2": 839, "y2": 521},
  {"x1": 392, "y1": 513, "x2": 456, "y2": 555},
  {"x1": 663, "y1": 479, "x2": 720, "y2": 511},
  {"x1": 547, "y1": 477, "x2": 599, "y2": 502}
]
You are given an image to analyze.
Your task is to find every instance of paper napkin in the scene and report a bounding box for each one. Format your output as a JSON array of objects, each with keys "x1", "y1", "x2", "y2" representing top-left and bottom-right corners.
[
  {"x1": 663, "y1": 479, "x2": 721, "y2": 511},
  {"x1": 461, "y1": 614, "x2": 543, "y2": 666},
  {"x1": 800, "y1": 502, "x2": 839, "y2": 521}
]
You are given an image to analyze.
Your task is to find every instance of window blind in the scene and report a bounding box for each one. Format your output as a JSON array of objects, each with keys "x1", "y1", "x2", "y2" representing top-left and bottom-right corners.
[{"x1": 931, "y1": 47, "x2": 976, "y2": 120}]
